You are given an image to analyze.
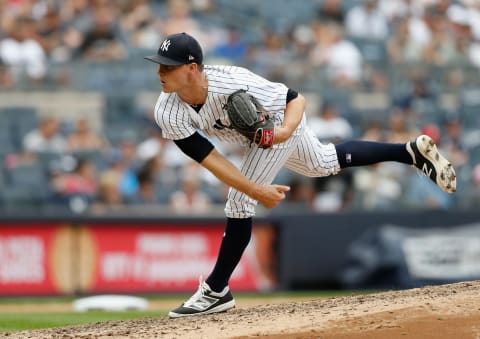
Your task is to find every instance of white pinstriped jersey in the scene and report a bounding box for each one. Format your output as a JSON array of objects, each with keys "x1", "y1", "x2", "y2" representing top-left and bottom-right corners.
[
  {"x1": 153, "y1": 64, "x2": 340, "y2": 218},
  {"x1": 154, "y1": 65, "x2": 288, "y2": 145}
]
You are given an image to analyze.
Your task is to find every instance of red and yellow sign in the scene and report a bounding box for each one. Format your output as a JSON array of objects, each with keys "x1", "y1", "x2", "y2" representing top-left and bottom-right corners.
[
  {"x1": 0, "y1": 224, "x2": 65, "y2": 295},
  {"x1": 0, "y1": 222, "x2": 274, "y2": 295},
  {"x1": 83, "y1": 223, "x2": 261, "y2": 292}
]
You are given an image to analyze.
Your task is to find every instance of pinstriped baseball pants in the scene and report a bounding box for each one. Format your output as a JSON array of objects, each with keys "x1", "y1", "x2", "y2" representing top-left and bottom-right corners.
[{"x1": 225, "y1": 115, "x2": 340, "y2": 218}]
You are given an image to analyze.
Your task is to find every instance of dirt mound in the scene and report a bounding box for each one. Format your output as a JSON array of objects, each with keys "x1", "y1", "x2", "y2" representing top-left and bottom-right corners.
[{"x1": 4, "y1": 281, "x2": 480, "y2": 339}]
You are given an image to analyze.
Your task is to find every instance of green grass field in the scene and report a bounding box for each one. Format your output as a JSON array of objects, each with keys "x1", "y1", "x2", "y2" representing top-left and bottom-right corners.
[
  {"x1": 0, "y1": 291, "x2": 361, "y2": 333},
  {"x1": 0, "y1": 311, "x2": 162, "y2": 332}
]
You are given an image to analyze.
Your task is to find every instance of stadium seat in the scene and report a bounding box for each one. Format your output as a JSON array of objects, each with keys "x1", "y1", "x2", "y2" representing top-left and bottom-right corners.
[
  {"x1": 0, "y1": 185, "x2": 46, "y2": 212},
  {"x1": 6, "y1": 162, "x2": 48, "y2": 188},
  {"x1": 11, "y1": 108, "x2": 39, "y2": 149},
  {"x1": 459, "y1": 88, "x2": 480, "y2": 127},
  {"x1": 349, "y1": 38, "x2": 388, "y2": 66},
  {"x1": 104, "y1": 94, "x2": 137, "y2": 124},
  {"x1": 2, "y1": 161, "x2": 49, "y2": 212},
  {"x1": 0, "y1": 106, "x2": 38, "y2": 153},
  {"x1": 0, "y1": 121, "x2": 17, "y2": 156}
]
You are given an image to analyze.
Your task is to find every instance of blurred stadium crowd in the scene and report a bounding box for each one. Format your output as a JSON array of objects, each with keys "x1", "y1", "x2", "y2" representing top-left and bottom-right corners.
[{"x1": 1, "y1": 0, "x2": 480, "y2": 215}]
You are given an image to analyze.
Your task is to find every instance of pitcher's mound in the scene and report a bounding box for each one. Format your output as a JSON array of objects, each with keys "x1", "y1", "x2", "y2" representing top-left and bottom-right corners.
[{"x1": 5, "y1": 281, "x2": 480, "y2": 339}]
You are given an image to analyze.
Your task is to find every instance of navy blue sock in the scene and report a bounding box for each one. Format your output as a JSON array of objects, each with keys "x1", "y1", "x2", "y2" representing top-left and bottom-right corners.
[
  {"x1": 335, "y1": 140, "x2": 413, "y2": 168},
  {"x1": 206, "y1": 217, "x2": 252, "y2": 292}
]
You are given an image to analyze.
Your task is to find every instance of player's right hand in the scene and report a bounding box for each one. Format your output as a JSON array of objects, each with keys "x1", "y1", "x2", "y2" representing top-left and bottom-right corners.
[{"x1": 252, "y1": 184, "x2": 290, "y2": 209}]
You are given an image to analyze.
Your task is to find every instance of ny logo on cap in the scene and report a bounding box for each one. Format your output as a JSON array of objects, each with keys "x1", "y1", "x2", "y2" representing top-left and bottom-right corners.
[{"x1": 160, "y1": 39, "x2": 171, "y2": 52}]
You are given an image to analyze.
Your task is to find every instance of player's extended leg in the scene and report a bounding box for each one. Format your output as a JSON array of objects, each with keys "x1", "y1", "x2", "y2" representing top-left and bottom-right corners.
[
  {"x1": 335, "y1": 135, "x2": 456, "y2": 193},
  {"x1": 284, "y1": 124, "x2": 456, "y2": 193},
  {"x1": 169, "y1": 128, "x2": 304, "y2": 318}
]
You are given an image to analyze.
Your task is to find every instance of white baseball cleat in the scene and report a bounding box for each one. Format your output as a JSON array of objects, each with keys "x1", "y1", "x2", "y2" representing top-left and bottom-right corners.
[
  {"x1": 407, "y1": 134, "x2": 457, "y2": 194},
  {"x1": 168, "y1": 278, "x2": 235, "y2": 318}
]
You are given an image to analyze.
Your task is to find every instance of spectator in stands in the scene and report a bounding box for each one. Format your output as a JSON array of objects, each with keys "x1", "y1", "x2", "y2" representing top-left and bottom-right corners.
[
  {"x1": 23, "y1": 116, "x2": 67, "y2": 153},
  {"x1": 59, "y1": 0, "x2": 93, "y2": 58},
  {"x1": 247, "y1": 30, "x2": 294, "y2": 83},
  {"x1": 96, "y1": 118, "x2": 139, "y2": 209},
  {"x1": 104, "y1": 139, "x2": 140, "y2": 200},
  {"x1": 212, "y1": 26, "x2": 249, "y2": 64},
  {"x1": 90, "y1": 170, "x2": 124, "y2": 213},
  {"x1": 420, "y1": 6, "x2": 455, "y2": 66},
  {"x1": 387, "y1": 15, "x2": 424, "y2": 64},
  {"x1": 405, "y1": 5, "x2": 435, "y2": 54},
  {"x1": 467, "y1": 39, "x2": 480, "y2": 72},
  {"x1": 461, "y1": 1, "x2": 480, "y2": 42},
  {"x1": 75, "y1": 5, "x2": 127, "y2": 61},
  {"x1": 129, "y1": 155, "x2": 162, "y2": 204},
  {"x1": 352, "y1": 162, "x2": 404, "y2": 210},
  {"x1": 119, "y1": 0, "x2": 162, "y2": 50},
  {"x1": 129, "y1": 166, "x2": 159, "y2": 204},
  {"x1": 308, "y1": 101, "x2": 355, "y2": 212},
  {"x1": 349, "y1": 120, "x2": 403, "y2": 210},
  {"x1": 136, "y1": 126, "x2": 166, "y2": 162},
  {"x1": 139, "y1": 137, "x2": 193, "y2": 203},
  {"x1": 285, "y1": 24, "x2": 317, "y2": 88},
  {"x1": 161, "y1": 0, "x2": 198, "y2": 36},
  {"x1": 385, "y1": 108, "x2": 419, "y2": 144},
  {"x1": 67, "y1": 117, "x2": 108, "y2": 152},
  {"x1": 137, "y1": 153, "x2": 163, "y2": 178},
  {"x1": 442, "y1": 116, "x2": 469, "y2": 169},
  {"x1": 459, "y1": 164, "x2": 480, "y2": 209},
  {"x1": 289, "y1": 24, "x2": 315, "y2": 59},
  {"x1": 160, "y1": 0, "x2": 213, "y2": 53},
  {"x1": 312, "y1": 170, "x2": 354, "y2": 212},
  {"x1": 36, "y1": 4, "x2": 66, "y2": 62},
  {"x1": 276, "y1": 176, "x2": 314, "y2": 211},
  {"x1": 136, "y1": 128, "x2": 189, "y2": 203},
  {"x1": 50, "y1": 158, "x2": 98, "y2": 202},
  {"x1": 0, "y1": 16, "x2": 47, "y2": 82},
  {"x1": 371, "y1": 109, "x2": 419, "y2": 205},
  {"x1": 447, "y1": 4, "x2": 480, "y2": 69},
  {"x1": 317, "y1": 0, "x2": 345, "y2": 24},
  {"x1": 378, "y1": 0, "x2": 410, "y2": 22},
  {"x1": 361, "y1": 120, "x2": 385, "y2": 142},
  {"x1": 394, "y1": 70, "x2": 439, "y2": 125},
  {"x1": 59, "y1": 0, "x2": 92, "y2": 31},
  {"x1": 309, "y1": 101, "x2": 353, "y2": 144},
  {"x1": 345, "y1": 0, "x2": 389, "y2": 40},
  {"x1": 169, "y1": 166, "x2": 213, "y2": 215},
  {"x1": 309, "y1": 21, "x2": 363, "y2": 88},
  {"x1": 0, "y1": 61, "x2": 14, "y2": 89},
  {"x1": 404, "y1": 168, "x2": 454, "y2": 209}
]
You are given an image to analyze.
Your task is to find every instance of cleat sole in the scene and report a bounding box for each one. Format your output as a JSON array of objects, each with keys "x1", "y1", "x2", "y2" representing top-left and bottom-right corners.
[{"x1": 414, "y1": 135, "x2": 457, "y2": 194}]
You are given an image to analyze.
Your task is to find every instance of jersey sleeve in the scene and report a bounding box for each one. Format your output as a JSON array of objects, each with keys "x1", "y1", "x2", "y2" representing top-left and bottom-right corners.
[{"x1": 153, "y1": 93, "x2": 197, "y2": 140}]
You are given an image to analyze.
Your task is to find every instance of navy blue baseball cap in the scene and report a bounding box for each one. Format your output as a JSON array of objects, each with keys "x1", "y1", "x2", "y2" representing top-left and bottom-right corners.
[{"x1": 144, "y1": 32, "x2": 203, "y2": 66}]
